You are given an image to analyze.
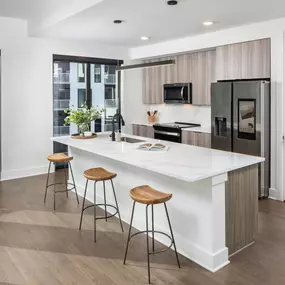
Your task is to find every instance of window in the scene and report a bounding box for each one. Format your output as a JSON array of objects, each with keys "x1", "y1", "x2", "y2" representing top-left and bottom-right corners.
[
  {"x1": 94, "y1": 64, "x2": 101, "y2": 83},
  {"x1": 104, "y1": 65, "x2": 116, "y2": 85},
  {"x1": 53, "y1": 55, "x2": 123, "y2": 142},
  {"x1": 78, "y1": 89, "x2": 86, "y2": 108},
  {"x1": 105, "y1": 86, "x2": 115, "y2": 100},
  {"x1": 77, "y1": 63, "x2": 85, "y2": 83}
]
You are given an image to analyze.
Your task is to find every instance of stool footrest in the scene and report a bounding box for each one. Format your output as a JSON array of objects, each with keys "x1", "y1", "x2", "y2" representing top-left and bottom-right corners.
[
  {"x1": 47, "y1": 182, "x2": 76, "y2": 194},
  {"x1": 82, "y1": 203, "x2": 119, "y2": 220},
  {"x1": 128, "y1": 230, "x2": 174, "y2": 255}
]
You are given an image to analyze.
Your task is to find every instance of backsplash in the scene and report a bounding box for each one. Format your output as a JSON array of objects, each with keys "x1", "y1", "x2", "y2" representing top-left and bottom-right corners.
[{"x1": 147, "y1": 104, "x2": 211, "y2": 126}]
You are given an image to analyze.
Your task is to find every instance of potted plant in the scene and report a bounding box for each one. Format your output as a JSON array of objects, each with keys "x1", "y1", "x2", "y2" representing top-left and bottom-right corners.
[{"x1": 64, "y1": 104, "x2": 104, "y2": 137}]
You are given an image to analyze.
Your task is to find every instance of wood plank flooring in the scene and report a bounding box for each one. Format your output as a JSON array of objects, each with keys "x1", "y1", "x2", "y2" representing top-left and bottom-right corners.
[{"x1": 0, "y1": 171, "x2": 285, "y2": 284}]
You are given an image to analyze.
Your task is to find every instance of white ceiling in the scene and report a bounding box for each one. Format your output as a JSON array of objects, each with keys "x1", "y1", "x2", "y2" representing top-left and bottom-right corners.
[
  {"x1": 1, "y1": 0, "x2": 285, "y2": 47},
  {"x1": 0, "y1": 0, "x2": 66, "y2": 20}
]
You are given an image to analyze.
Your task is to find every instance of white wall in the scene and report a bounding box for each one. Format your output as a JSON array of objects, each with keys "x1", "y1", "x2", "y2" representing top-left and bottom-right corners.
[
  {"x1": 123, "y1": 17, "x2": 285, "y2": 201},
  {"x1": 0, "y1": 17, "x2": 127, "y2": 180},
  {"x1": 121, "y1": 62, "x2": 147, "y2": 134},
  {"x1": 146, "y1": 105, "x2": 211, "y2": 126}
]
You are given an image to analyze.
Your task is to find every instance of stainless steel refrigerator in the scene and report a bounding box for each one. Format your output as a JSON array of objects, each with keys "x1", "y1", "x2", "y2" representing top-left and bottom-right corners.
[{"x1": 211, "y1": 81, "x2": 270, "y2": 198}]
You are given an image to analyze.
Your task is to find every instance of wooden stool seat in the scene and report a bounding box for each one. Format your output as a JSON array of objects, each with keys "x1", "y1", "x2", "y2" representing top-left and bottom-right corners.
[
  {"x1": 84, "y1": 167, "x2": 117, "y2": 181},
  {"x1": 130, "y1": 185, "x2": 172, "y2": 205},
  {"x1": 47, "y1": 153, "x2": 73, "y2": 163}
]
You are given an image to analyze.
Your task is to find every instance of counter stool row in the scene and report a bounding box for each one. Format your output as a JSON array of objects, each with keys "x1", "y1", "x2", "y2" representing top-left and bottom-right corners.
[{"x1": 44, "y1": 153, "x2": 180, "y2": 284}]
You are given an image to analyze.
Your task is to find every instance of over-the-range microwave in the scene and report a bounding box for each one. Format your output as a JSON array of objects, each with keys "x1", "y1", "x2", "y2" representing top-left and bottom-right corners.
[{"x1": 164, "y1": 83, "x2": 192, "y2": 104}]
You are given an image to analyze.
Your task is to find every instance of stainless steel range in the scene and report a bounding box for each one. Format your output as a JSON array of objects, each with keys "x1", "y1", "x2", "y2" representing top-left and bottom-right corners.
[{"x1": 153, "y1": 122, "x2": 201, "y2": 143}]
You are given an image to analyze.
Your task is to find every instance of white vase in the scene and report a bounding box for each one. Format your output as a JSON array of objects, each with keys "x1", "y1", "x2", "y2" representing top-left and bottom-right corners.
[{"x1": 84, "y1": 131, "x2": 92, "y2": 137}]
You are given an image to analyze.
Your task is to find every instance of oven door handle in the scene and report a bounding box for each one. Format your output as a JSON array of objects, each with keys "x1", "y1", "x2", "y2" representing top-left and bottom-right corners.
[
  {"x1": 181, "y1": 86, "x2": 185, "y2": 100},
  {"x1": 154, "y1": 130, "x2": 180, "y2": 137}
]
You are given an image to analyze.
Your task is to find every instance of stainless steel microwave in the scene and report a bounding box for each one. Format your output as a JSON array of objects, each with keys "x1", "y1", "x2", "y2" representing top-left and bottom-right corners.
[{"x1": 164, "y1": 83, "x2": 192, "y2": 104}]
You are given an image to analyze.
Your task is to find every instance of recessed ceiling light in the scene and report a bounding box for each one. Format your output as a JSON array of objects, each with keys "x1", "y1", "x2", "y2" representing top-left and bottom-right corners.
[
  {"x1": 167, "y1": 0, "x2": 178, "y2": 6},
  {"x1": 113, "y1": 20, "x2": 123, "y2": 24},
  {"x1": 141, "y1": 36, "x2": 150, "y2": 41},
  {"x1": 203, "y1": 21, "x2": 214, "y2": 26}
]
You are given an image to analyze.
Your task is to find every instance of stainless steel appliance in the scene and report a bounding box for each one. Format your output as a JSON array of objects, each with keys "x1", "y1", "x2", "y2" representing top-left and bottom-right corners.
[
  {"x1": 211, "y1": 81, "x2": 270, "y2": 197},
  {"x1": 153, "y1": 122, "x2": 201, "y2": 143},
  {"x1": 164, "y1": 83, "x2": 192, "y2": 104}
]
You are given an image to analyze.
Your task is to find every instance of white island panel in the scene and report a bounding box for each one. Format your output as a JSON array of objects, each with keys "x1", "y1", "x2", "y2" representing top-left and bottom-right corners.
[{"x1": 69, "y1": 146, "x2": 229, "y2": 271}]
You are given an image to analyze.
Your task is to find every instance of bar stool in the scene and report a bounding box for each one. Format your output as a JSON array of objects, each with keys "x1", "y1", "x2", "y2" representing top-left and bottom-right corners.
[
  {"x1": 79, "y1": 167, "x2": 124, "y2": 242},
  {"x1": 123, "y1": 185, "x2": 180, "y2": 284},
  {"x1": 44, "y1": 153, "x2": 79, "y2": 211}
]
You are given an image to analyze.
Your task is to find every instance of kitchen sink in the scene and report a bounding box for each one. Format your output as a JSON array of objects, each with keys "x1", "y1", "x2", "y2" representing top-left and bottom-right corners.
[{"x1": 121, "y1": 137, "x2": 146, "y2": 143}]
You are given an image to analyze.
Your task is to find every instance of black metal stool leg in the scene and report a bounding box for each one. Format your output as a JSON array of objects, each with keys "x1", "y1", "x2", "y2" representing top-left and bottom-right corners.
[
  {"x1": 103, "y1": 181, "x2": 107, "y2": 222},
  {"x1": 164, "y1": 202, "x2": 180, "y2": 268},
  {"x1": 63, "y1": 162, "x2": 68, "y2": 198},
  {"x1": 151, "y1": 204, "x2": 155, "y2": 252},
  {"x1": 69, "y1": 162, "x2": 79, "y2": 204},
  {"x1": 146, "y1": 204, "x2": 151, "y2": 284},
  {"x1": 44, "y1": 162, "x2": 51, "y2": 204},
  {"x1": 53, "y1": 168, "x2": 56, "y2": 211},
  {"x1": 94, "y1": 181, "x2": 97, "y2": 242},
  {"x1": 123, "y1": 201, "x2": 136, "y2": 264},
  {"x1": 110, "y1": 179, "x2": 124, "y2": 232},
  {"x1": 79, "y1": 180, "x2": 88, "y2": 230}
]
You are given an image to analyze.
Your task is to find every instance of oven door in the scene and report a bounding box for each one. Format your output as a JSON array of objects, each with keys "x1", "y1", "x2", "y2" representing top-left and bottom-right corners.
[{"x1": 154, "y1": 130, "x2": 181, "y2": 143}]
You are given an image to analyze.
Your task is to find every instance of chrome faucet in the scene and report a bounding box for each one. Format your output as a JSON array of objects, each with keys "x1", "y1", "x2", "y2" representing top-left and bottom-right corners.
[{"x1": 112, "y1": 113, "x2": 125, "y2": 141}]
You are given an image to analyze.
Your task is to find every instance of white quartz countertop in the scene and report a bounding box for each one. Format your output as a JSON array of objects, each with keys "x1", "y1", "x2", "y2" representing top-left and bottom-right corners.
[
  {"x1": 52, "y1": 133, "x2": 264, "y2": 183},
  {"x1": 132, "y1": 122, "x2": 211, "y2": 133},
  {"x1": 183, "y1": 126, "x2": 211, "y2": 133},
  {"x1": 132, "y1": 122, "x2": 155, "y2": 127}
]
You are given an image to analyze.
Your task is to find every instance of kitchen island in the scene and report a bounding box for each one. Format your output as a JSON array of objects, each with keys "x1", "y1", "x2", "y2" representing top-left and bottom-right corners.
[{"x1": 52, "y1": 133, "x2": 264, "y2": 272}]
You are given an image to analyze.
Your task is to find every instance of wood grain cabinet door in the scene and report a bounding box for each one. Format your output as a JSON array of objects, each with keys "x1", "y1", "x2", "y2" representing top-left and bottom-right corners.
[
  {"x1": 132, "y1": 124, "x2": 140, "y2": 136},
  {"x1": 146, "y1": 126, "x2": 154, "y2": 138},
  {"x1": 181, "y1": 131, "x2": 196, "y2": 145},
  {"x1": 132, "y1": 124, "x2": 154, "y2": 138},
  {"x1": 195, "y1": 132, "x2": 211, "y2": 148},
  {"x1": 216, "y1": 38, "x2": 271, "y2": 80},
  {"x1": 142, "y1": 58, "x2": 174, "y2": 104},
  {"x1": 191, "y1": 50, "x2": 216, "y2": 106},
  {"x1": 182, "y1": 131, "x2": 211, "y2": 148}
]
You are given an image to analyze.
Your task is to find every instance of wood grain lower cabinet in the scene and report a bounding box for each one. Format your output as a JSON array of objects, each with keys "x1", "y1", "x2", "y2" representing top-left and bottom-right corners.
[
  {"x1": 225, "y1": 165, "x2": 258, "y2": 255},
  {"x1": 132, "y1": 124, "x2": 154, "y2": 138},
  {"x1": 182, "y1": 131, "x2": 211, "y2": 148}
]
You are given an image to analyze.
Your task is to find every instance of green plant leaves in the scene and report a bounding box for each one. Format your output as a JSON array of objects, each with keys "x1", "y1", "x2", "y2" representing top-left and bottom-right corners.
[{"x1": 64, "y1": 104, "x2": 104, "y2": 127}]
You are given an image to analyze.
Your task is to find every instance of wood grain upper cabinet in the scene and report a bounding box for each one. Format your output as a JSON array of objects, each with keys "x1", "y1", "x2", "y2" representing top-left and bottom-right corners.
[
  {"x1": 142, "y1": 51, "x2": 215, "y2": 106},
  {"x1": 142, "y1": 57, "x2": 176, "y2": 104},
  {"x1": 216, "y1": 39, "x2": 271, "y2": 80},
  {"x1": 190, "y1": 50, "x2": 216, "y2": 106}
]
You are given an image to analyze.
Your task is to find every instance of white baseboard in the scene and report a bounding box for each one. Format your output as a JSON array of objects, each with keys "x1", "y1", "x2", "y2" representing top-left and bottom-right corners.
[
  {"x1": 268, "y1": 188, "x2": 281, "y2": 201},
  {"x1": 1, "y1": 165, "x2": 54, "y2": 181}
]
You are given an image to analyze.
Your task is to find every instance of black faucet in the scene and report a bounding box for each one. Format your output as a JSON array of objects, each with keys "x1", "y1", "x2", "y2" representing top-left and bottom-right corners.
[{"x1": 112, "y1": 113, "x2": 125, "y2": 141}]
